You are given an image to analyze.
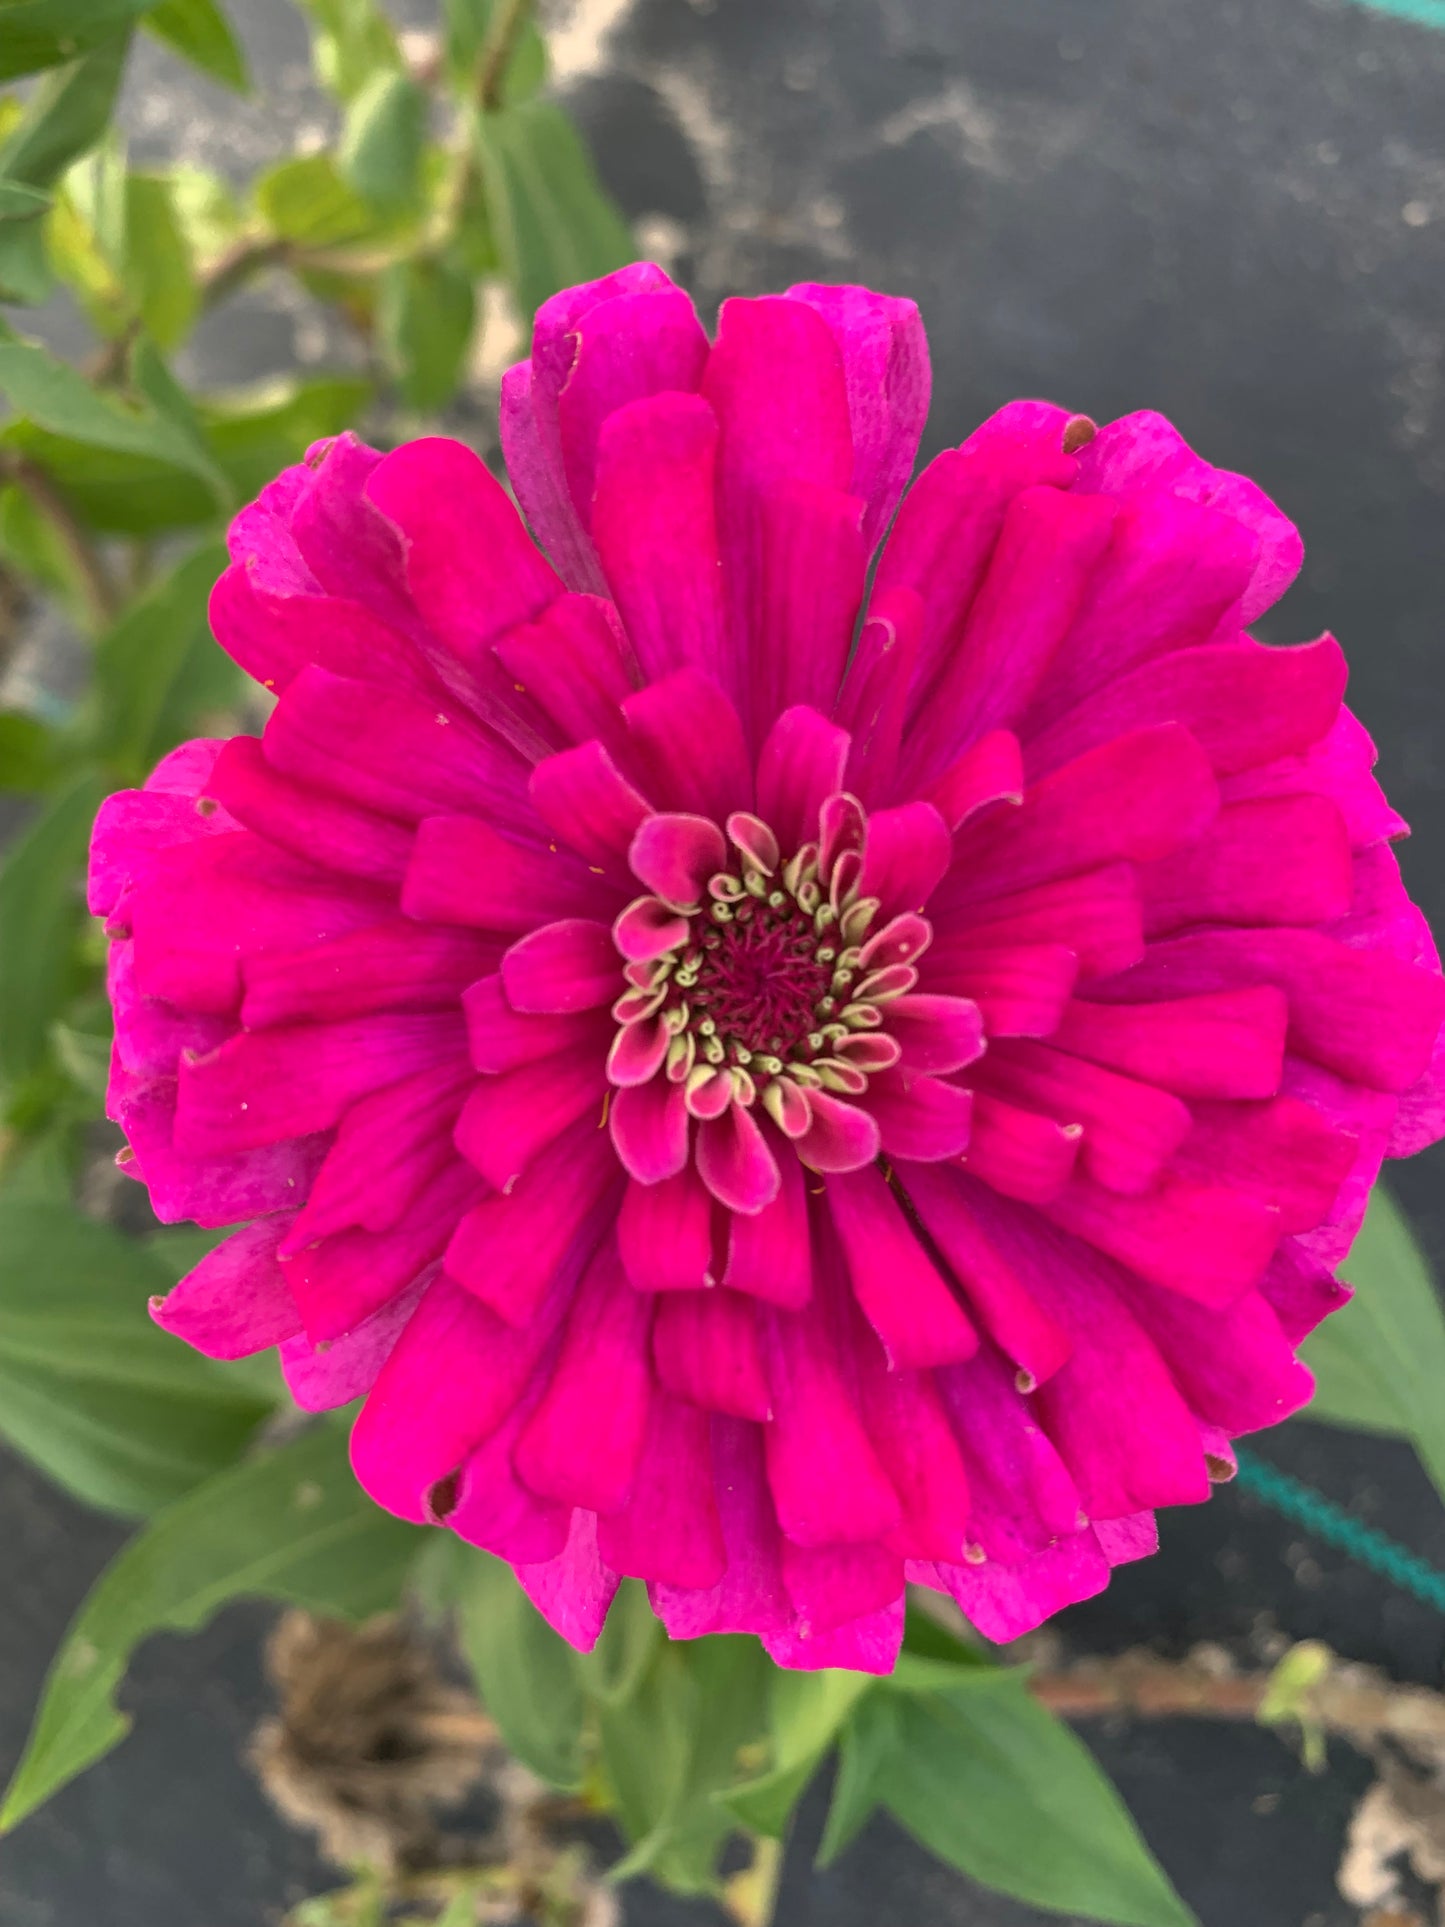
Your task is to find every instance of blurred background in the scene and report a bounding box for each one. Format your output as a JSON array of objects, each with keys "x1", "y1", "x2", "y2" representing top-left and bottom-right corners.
[{"x1": 2, "y1": 1, "x2": 1445, "y2": 1922}]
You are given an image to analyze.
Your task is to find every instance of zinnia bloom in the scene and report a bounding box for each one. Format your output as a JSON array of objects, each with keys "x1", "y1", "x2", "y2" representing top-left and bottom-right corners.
[{"x1": 92, "y1": 264, "x2": 1445, "y2": 1672}]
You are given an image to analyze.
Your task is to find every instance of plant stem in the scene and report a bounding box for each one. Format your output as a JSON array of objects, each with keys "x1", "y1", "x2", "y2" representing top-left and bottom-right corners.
[
  {"x1": 477, "y1": 0, "x2": 533, "y2": 111},
  {"x1": 0, "y1": 451, "x2": 118, "y2": 630}
]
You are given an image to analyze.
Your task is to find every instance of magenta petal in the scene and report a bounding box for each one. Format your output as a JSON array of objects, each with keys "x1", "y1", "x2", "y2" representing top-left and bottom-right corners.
[
  {"x1": 242, "y1": 921, "x2": 498, "y2": 1031},
  {"x1": 649, "y1": 1415, "x2": 793, "y2": 1643},
  {"x1": 454, "y1": 1051, "x2": 607, "y2": 1192},
  {"x1": 797, "y1": 1088, "x2": 881, "y2": 1173},
  {"x1": 204, "y1": 736, "x2": 413, "y2": 888},
  {"x1": 696, "y1": 1102, "x2": 781, "y2": 1214},
  {"x1": 530, "y1": 740, "x2": 653, "y2": 867},
  {"x1": 350, "y1": 1271, "x2": 559, "y2": 1523},
  {"x1": 857, "y1": 800, "x2": 952, "y2": 921},
  {"x1": 828, "y1": 1165, "x2": 978, "y2": 1369},
  {"x1": 860, "y1": 1065, "x2": 974, "y2": 1163},
  {"x1": 724, "y1": 1142, "x2": 813, "y2": 1307},
  {"x1": 623, "y1": 668, "x2": 753, "y2": 823},
  {"x1": 501, "y1": 919, "x2": 619, "y2": 1013},
  {"x1": 150, "y1": 1216, "x2": 301, "y2": 1359},
  {"x1": 629, "y1": 811, "x2": 727, "y2": 908},
  {"x1": 929, "y1": 1531, "x2": 1110, "y2": 1644},
  {"x1": 597, "y1": 1394, "x2": 727, "y2": 1588},
  {"x1": 755, "y1": 705, "x2": 851, "y2": 854},
  {"x1": 886, "y1": 993, "x2": 986, "y2": 1075},
  {"x1": 763, "y1": 1596, "x2": 905, "y2": 1675},
  {"x1": 855, "y1": 1346, "x2": 973, "y2": 1562},
  {"x1": 293, "y1": 1058, "x2": 476, "y2": 1243},
  {"x1": 925, "y1": 728, "x2": 1025, "y2": 832},
  {"x1": 280, "y1": 1278, "x2": 425, "y2": 1412},
  {"x1": 1050, "y1": 988, "x2": 1288, "y2": 1101},
  {"x1": 515, "y1": 1509, "x2": 621, "y2": 1655},
  {"x1": 785, "y1": 282, "x2": 930, "y2": 551},
  {"x1": 446, "y1": 1388, "x2": 572, "y2": 1564},
  {"x1": 464, "y1": 975, "x2": 605, "y2": 1074},
  {"x1": 610, "y1": 1077, "x2": 689, "y2": 1182},
  {"x1": 515, "y1": 1239, "x2": 653, "y2": 1513},
  {"x1": 780, "y1": 1538, "x2": 903, "y2": 1639},
  {"x1": 617, "y1": 1166, "x2": 715, "y2": 1291},
  {"x1": 403, "y1": 815, "x2": 618, "y2": 930},
  {"x1": 653, "y1": 1288, "x2": 772, "y2": 1420},
  {"x1": 592, "y1": 392, "x2": 728, "y2": 684}
]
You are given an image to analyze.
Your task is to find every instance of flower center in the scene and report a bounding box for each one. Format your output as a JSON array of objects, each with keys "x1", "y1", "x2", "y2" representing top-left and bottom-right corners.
[{"x1": 609, "y1": 799, "x2": 934, "y2": 1136}]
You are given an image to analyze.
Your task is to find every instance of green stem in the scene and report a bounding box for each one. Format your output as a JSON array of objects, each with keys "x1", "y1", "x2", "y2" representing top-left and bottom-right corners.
[
  {"x1": 477, "y1": 0, "x2": 533, "y2": 110},
  {"x1": 0, "y1": 451, "x2": 118, "y2": 631}
]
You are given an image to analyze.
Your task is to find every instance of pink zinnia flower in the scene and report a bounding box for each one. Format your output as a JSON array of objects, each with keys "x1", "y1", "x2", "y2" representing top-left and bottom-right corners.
[{"x1": 92, "y1": 264, "x2": 1445, "y2": 1673}]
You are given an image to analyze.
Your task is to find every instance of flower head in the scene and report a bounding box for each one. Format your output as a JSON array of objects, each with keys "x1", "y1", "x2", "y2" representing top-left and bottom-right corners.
[{"x1": 93, "y1": 264, "x2": 1445, "y2": 1672}]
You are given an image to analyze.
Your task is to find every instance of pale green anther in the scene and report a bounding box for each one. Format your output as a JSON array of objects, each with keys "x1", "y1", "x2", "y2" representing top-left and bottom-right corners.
[
  {"x1": 712, "y1": 902, "x2": 733, "y2": 923},
  {"x1": 816, "y1": 1059, "x2": 867, "y2": 1094},
  {"x1": 788, "y1": 1061, "x2": 824, "y2": 1088},
  {"x1": 767, "y1": 889, "x2": 787, "y2": 909},
  {"x1": 709, "y1": 873, "x2": 744, "y2": 900},
  {"x1": 837, "y1": 945, "x2": 864, "y2": 972},
  {"x1": 704, "y1": 1036, "x2": 726, "y2": 1065},
  {"x1": 806, "y1": 1030, "x2": 826, "y2": 1053},
  {"x1": 840, "y1": 897, "x2": 881, "y2": 946},
  {"x1": 756, "y1": 1053, "x2": 784, "y2": 1076},
  {"x1": 819, "y1": 1022, "x2": 849, "y2": 1045},
  {"x1": 797, "y1": 880, "x2": 822, "y2": 914},
  {"x1": 666, "y1": 1032, "x2": 696, "y2": 1080},
  {"x1": 745, "y1": 870, "x2": 768, "y2": 898},
  {"x1": 664, "y1": 1003, "x2": 690, "y2": 1034},
  {"x1": 817, "y1": 996, "x2": 837, "y2": 1016},
  {"x1": 733, "y1": 1043, "x2": 753, "y2": 1065},
  {"x1": 762, "y1": 1081, "x2": 791, "y2": 1131},
  {"x1": 813, "y1": 902, "x2": 836, "y2": 934},
  {"x1": 831, "y1": 968, "x2": 855, "y2": 993},
  {"x1": 674, "y1": 964, "x2": 698, "y2": 988},
  {"x1": 698, "y1": 1016, "x2": 717, "y2": 1036},
  {"x1": 685, "y1": 1062, "x2": 718, "y2": 1100},
  {"x1": 842, "y1": 1002, "x2": 884, "y2": 1028},
  {"x1": 731, "y1": 1066, "x2": 758, "y2": 1107},
  {"x1": 816, "y1": 945, "x2": 837, "y2": 965}
]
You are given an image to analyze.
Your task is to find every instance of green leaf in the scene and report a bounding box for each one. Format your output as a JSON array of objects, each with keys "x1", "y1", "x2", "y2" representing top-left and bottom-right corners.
[
  {"x1": 881, "y1": 1680, "x2": 1195, "y2": 1927},
  {"x1": 339, "y1": 68, "x2": 424, "y2": 211},
  {"x1": 1, "y1": 372, "x2": 370, "y2": 537},
  {"x1": 254, "y1": 151, "x2": 380, "y2": 249},
  {"x1": 89, "y1": 540, "x2": 227, "y2": 773},
  {"x1": 144, "y1": 0, "x2": 249, "y2": 92},
  {"x1": 0, "y1": 323, "x2": 228, "y2": 491},
  {"x1": 0, "y1": 1422, "x2": 420, "y2": 1834},
  {"x1": 0, "y1": 3, "x2": 146, "y2": 82},
  {"x1": 167, "y1": 164, "x2": 243, "y2": 267},
  {"x1": 571, "y1": 1578, "x2": 658, "y2": 1706},
  {"x1": 127, "y1": 335, "x2": 231, "y2": 506},
  {"x1": 0, "y1": 36, "x2": 129, "y2": 301},
  {"x1": 722, "y1": 1666, "x2": 872, "y2": 1838},
  {"x1": 0, "y1": 710, "x2": 58, "y2": 790},
  {"x1": 814, "y1": 1689, "x2": 900, "y2": 1868},
  {"x1": 473, "y1": 99, "x2": 632, "y2": 322},
  {"x1": 0, "y1": 178, "x2": 51, "y2": 221},
  {"x1": 442, "y1": 1541, "x2": 586, "y2": 1789},
  {"x1": 123, "y1": 174, "x2": 198, "y2": 348},
  {"x1": 0, "y1": 772, "x2": 103, "y2": 1086},
  {"x1": 442, "y1": 0, "x2": 546, "y2": 101},
  {"x1": 377, "y1": 254, "x2": 475, "y2": 413},
  {"x1": 1301, "y1": 1184, "x2": 1445, "y2": 1503},
  {"x1": 603, "y1": 1635, "x2": 771, "y2": 1892},
  {"x1": 0, "y1": 1199, "x2": 272, "y2": 1516},
  {"x1": 295, "y1": 0, "x2": 398, "y2": 101},
  {"x1": 49, "y1": 1018, "x2": 110, "y2": 1097}
]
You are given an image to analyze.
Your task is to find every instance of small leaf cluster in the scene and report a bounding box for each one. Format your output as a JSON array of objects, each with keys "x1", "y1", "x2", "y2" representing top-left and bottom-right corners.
[{"x1": 0, "y1": 0, "x2": 632, "y2": 1179}]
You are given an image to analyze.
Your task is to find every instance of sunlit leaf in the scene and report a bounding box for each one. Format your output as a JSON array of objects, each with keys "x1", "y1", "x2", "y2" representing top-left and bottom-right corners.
[
  {"x1": 435, "y1": 1539, "x2": 586, "y2": 1789},
  {"x1": 0, "y1": 179, "x2": 51, "y2": 222},
  {"x1": 144, "y1": 0, "x2": 250, "y2": 93},
  {"x1": 0, "y1": 1422, "x2": 421, "y2": 1834},
  {"x1": 339, "y1": 68, "x2": 424, "y2": 210},
  {"x1": 123, "y1": 174, "x2": 199, "y2": 348},
  {"x1": 442, "y1": 0, "x2": 546, "y2": 101},
  {"x1": 0, "y1": 772, "x2": 104, "y2": 1087},
  {"x1": 814, "y1": 1690, "x2": 901, "y2": 1867},
  {"x1": 377, "y1": 254, "x2": 475, "y2": 412},
  {"x1": 1302, "y1": 1184, "x2": 1445, "y2": 1504},
  {"x1": 0, "y1": 710, "x2": 58, "y2": 791},
  {"x1": 473, "y1": 98, "x2": 632, "y2": 321},
  {"x1": 89, "y1": 540, "x2": 227, "y2": 774},
  {"x1": 0, "y1": 36, "x2": 130, "y2": 302},
  {"x1": 0, "y1": 4, "x2": 145, "y2": 82},
  {"x1": 0, "y1": 1199, "x2": 272, "y2": 1517},
  {"x1": 295, "y1": 0, "x2": 398, "y2": 101},
  {"x1": 254, "y1": 151, "x2": 381, "y2": 249}
]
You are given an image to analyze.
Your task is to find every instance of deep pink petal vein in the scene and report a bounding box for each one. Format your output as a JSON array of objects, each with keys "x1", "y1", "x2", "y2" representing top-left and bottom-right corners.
[{"x1": 92, "y1": 264, "x2": 1445, "y2": 1670}]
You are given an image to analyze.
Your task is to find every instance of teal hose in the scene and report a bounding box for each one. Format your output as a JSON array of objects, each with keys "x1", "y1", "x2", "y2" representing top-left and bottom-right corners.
[{"x1": 1233, "y1": 1446, "x2": 1445, "y2": 1615}]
